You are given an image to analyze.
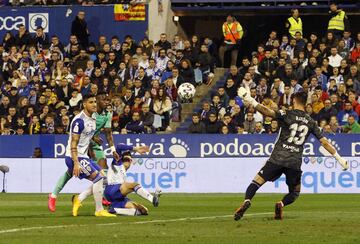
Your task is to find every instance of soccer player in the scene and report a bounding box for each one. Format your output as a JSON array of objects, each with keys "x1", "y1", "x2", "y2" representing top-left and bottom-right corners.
[
  {"x1": 234, "y1": 88, "x2": 349, "y2": 221},
  {"x1": 72, "y1": 143, "x2": 161, "y2": 216},
  {"x1": 48, "y1": 92, "x2": 119, "y2": 211},
  {"x1": 63, "y1": 94, "x2": 115, "y2": 217}
]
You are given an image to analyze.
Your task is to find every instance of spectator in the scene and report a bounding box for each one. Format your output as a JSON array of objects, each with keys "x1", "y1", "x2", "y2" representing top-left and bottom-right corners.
[
  {"x1": 141, "y1": 104, "x2": 155, "y2": 134},
  {"x1": 243, "y1": 111, "x2": 255, "y2": 134},
  {"x1": 318, "y1": 99, "x2": 338, "y2": 123},
  {"x1": 125, "y1": 111, "x2": 146, "y2": 134},
  {"x1": 179, "y1": 59, "x2": 195, "y2": 86},
  {"x1": 337, "y1": 101, "x2": 359, "y2": 126},
  {"x1": 254, "y1": 122, "x2": 266, "y2": 134},
  {"x1": 156, "y1": 33, "x2": 171, "y2": 52},
  {"x1": 71, "y1": 11, "x2": 89, "y2": 48},
  {"x1": 205, "y1": 112, "x2": 221, "y2": 134},
  {"x1": 153, "y1": 88, "x2": 172, "y2": 131},
  {"x1": 188, "y1": 113, "x2": 205, "y2": 134},
  {"x1": 343, "y1": 115, "x2": 360, "y2": 133}
]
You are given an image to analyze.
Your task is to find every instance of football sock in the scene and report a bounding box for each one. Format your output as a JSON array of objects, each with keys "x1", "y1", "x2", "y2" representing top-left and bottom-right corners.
[
  {"x1": 102, "y1": 169, "x2": 108, "y2": 188},
  {"x1": 79, "y1": 186, "x2": 93, "y2": 202},
  {"x1": 134, "y1": 185, "x2": 153, "y2": 203},
  {"x1": 281, "y1": 191, "x2": 300, "y2": 206},
  {"x1": 93, "y1": 178, "x2": 104, "y2": 211},
  {"x1": 51, "y1": 172, "x2": 72, "y2": 198},
  {"x1": 113, "y1": 208, "x2": 138, "y2": 216},
  {"x1": 245, "y1": 181, "x2": 261, "y2": 200}
]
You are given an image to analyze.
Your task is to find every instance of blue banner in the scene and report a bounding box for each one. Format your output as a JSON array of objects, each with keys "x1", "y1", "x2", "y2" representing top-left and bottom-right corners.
[
  {"x1": 0, "y1": 134, "x2": 358, "y2": 158},
  {"x1": 0, "y1": 5, "x2": 148, "y2": 44}
]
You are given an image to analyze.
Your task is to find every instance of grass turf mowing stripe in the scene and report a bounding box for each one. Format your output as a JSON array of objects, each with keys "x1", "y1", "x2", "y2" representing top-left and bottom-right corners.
[{"x1": 0, "y1": 212, "x2": 274, "y2": 234}]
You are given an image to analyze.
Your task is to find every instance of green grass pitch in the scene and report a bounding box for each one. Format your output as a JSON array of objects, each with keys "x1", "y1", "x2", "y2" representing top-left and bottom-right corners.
[{"x1": 0, "y1": 193, "x2": 359, "y2": 244}]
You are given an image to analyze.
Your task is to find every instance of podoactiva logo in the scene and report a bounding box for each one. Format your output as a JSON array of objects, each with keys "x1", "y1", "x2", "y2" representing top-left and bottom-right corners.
[
  {"x1": 127, "y1": 158, "x2": 187, "y2": 189},
  {"x1": 28, "y1": 13, "x2": 49, "y2": 33}
]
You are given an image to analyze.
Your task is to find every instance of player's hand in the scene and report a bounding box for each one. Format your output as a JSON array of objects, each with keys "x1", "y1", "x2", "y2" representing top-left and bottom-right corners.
[
  {"x1": 113, "y1": 151, "x2": 120, "y2": 162},
  {"x1": 135, "y1": 145, "x2": 150, "y2": 154},
  {"x1": 93, "y1": 136, "x2": 103, "y2": 145},
  {"x1": 338, "y1": 157, "x2": 349, "y2": 171},
  {"x1": 73, "y1": 161, "x2": 81, "y2": 177}
]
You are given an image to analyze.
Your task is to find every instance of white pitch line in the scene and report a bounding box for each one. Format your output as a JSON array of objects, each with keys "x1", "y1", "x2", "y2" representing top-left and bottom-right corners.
[{"x1": 0, "y1": 212, "x2": 273, "y2": 234}]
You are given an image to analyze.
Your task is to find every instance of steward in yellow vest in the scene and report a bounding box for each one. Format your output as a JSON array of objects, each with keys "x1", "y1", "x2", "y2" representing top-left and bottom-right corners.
[
  {"x1": 328, "y1": 2, "x2": 349, "y2": 39},
  {"x1": 286, "y1": 9, "x2": 303, "y2": 38}
]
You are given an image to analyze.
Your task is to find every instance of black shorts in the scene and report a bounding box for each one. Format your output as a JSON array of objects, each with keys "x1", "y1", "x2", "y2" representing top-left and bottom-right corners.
[{"x1": 258, "y1": 161, "x2": 302, "y2": 189}]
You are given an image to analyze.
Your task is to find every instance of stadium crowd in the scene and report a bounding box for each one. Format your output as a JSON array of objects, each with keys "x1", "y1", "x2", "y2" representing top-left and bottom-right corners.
[
  {"x1": 0, "y1": 10, "x2": 217, "y2": 135},
  {"x1": 0, "y1": 4, "x2": 359, "y2": 135}
]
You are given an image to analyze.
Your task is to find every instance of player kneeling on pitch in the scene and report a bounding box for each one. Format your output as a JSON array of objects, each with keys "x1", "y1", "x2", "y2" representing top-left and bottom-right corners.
[
  {"x1": 234, "y1": 88, "x2": 349, "y2": 221},
  {"x1": 72, "y1": 143, "x2": 161, "y2": 216},
  {"x1": 104, "y1": 144, "x2": 161, "y2": 216}
]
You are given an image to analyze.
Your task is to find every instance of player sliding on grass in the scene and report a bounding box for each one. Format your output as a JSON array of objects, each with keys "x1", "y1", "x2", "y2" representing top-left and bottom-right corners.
[
  {"x1": 48, "y1": 92, "x2": 119, "y2": 211},
  {"x1": 234, "y1": 89, "x2": 349, "y2": 221},
  {"x1": 72, "y1": 143, "x2": 161, "y2": 216},
  {"x1": 62, "y1": 94, "x2": 115, "y2": 217}
]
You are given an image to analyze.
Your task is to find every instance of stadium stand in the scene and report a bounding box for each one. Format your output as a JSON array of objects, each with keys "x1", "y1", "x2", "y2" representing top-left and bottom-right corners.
[{"x1": 0, "y1": 1, "x2": 359, "y2": 135}]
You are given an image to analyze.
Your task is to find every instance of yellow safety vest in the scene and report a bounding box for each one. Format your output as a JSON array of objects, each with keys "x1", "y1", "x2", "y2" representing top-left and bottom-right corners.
[
  {"x1": 288, "y1": 17, "x2": 303, "y2": 38},
  {"x1": 328, "y1": 11, "x2": 345, "y2": 31}
]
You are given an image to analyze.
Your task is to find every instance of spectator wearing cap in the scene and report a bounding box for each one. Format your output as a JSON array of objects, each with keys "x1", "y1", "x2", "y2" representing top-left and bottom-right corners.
[
  {"x1": 343, "y1": 115, "x2": 360, "y2": 133},
  {"x1": 337, "y1": 100, "x2": 359, "y2": 126},
  {"x1": 8, "y1": 86, "x2": 19, "y2": 106},
  {"x1": 18, "y1": 58, "x2": 35, "y2": 81}
]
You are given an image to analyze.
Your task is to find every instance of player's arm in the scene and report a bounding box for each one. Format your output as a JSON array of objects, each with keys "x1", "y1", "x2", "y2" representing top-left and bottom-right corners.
[
  {"x1": 104, "y1": 128, "x2": 120, "y2": 161},
  {"x1": 116, "y1": 143, "x2": 150, "y2": 156},
  {"x1": 70, "y1": 119, "x2": 85, "y2": 177},
  {"x1": 237, "y1": 87, "x2": 276, "y2": 118},
  {"x1": 253, "y1": 103, "x2": 276, "y2": 118},
  {"x1": 319, "y1": 138, "x2": 349, "y2": 170},
  {"x1": 70, "y1": 134, "x2": 81, "y2": 177}
]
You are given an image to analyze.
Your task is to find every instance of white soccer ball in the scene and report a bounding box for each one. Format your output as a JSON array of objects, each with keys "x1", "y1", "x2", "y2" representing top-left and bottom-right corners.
[{"x1": 177, "y1": 83, "x2": 196, "y2": 100}]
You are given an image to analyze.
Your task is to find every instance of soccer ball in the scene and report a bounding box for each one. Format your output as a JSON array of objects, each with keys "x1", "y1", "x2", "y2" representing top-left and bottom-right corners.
[{"x1": 177, "y1": 83, "x2": 196, "y2": 101}]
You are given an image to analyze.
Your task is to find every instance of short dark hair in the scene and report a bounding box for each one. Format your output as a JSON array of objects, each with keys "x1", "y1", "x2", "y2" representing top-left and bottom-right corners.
[
  {"x1": 82, "y1": 94, "x2": 96, "y2": 102},
  {"x1": 293, "y1": 92, "x2": 307, "y2": 106}
]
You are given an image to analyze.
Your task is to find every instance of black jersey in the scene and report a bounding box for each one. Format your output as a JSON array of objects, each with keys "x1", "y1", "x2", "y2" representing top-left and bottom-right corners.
[{"x1": 268, "y1": 109, "x2": 324, "y2": 170}]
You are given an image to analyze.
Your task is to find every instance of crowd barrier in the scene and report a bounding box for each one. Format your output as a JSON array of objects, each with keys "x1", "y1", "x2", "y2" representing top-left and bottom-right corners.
[
  {"x1": 0, "y1": 134, "x2": 359, "y2": 158},
  {"x1": 0, "y1": 5, "x2": 148, "y2": 44},
  {"x1": 1, "y1": 157, "x2": 359, "y2": 193}
]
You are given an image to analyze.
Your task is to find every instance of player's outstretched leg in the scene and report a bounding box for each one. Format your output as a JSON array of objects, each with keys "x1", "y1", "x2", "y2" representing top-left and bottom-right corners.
[
  {"x1": 234, "y1": 175, "x2": 265, "y2": 221},
  {"x1": 48, "y1": 171, "x2": 72, "y2": 212},
  {"x1": 121, "y1": 183, "x2": 161, "y2": 207}
]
